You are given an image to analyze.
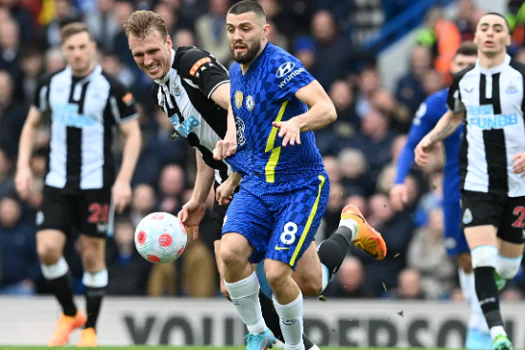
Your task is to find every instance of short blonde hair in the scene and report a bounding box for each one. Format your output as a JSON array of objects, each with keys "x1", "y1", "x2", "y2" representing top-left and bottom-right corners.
[
  {"x1": 123, "y1": 10, "x2": 168, "y2": 41},
  {"x1": 61, "y1": 22, "x2": 93, "y2": 44}
]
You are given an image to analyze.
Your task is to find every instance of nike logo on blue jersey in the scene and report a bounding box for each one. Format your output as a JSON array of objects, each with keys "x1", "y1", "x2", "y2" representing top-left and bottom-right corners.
[{"x1": 275, "y1": 246, "x2": 290, "y2": 251}]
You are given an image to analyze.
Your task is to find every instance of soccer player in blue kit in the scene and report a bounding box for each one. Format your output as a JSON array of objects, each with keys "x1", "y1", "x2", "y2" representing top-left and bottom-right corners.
[
  {"x1": 213, "y1": 1, "x2": 387, "y2": 350},
  {"x1": 390, "y1": 41, "x2": 492, "y2": 349}
]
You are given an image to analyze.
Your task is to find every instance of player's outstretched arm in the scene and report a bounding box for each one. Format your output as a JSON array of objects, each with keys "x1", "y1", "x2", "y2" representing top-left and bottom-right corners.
[
  {"x1": 272, "y1": 80, "x2": 336, "y2": 147},
  {"x1": 191, "y1": 151, "x2": 215, "y2": 204},
  {"x1": 214, "y1": 101, "x2": 238, "y2": 160},
  {"x1": 392, "y1": 100, "x2": 438, "y2": 211},
  {"x1": 178, "y1": 151, "x2": 215, "y2": 239},
  {"x1": 414, "y1": 110, "x2": 464, "y2": 167},
  {"x1": 113, "y1": 119, "x2": 142, "y2": 213},
  {"x1": 292, "y1": 80, "x2": 337, "y2": 131},
  {"x1": 15, "y1": 107, "x2": 42, "y2": 199}
]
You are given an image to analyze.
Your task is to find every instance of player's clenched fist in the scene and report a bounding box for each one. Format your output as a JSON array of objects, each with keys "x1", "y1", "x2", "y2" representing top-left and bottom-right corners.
[
  {"x1": 112, "y1": 179, "x2": 132, "y2": 213},
  {"x1": 216, "y1": 182, "x2": 234, "y2": 206},
  {"x1": 15, "y1": 167, "x2": 33, "y2": 200},
  {"x1": 216, "y1": 172, "x2": 241, "y2": 205},
  {"x1": 414, "y1": 136, "x2": 434, "y2": 167},
  {"x1": 512, "y1": 152, "x2": 525, "y2": 175},
  {"x1": 178, "y1": 199, "x2": 205, "y2": 240},
  {"x1": 213, "y1": 139, "x2": 237, "y2": 160},
  {"x1": 390, "y1": 184, "x2": 408, "y2": 212},
  {"x1": 273, "y1": 118, "x2": 301, "y2": 146}
]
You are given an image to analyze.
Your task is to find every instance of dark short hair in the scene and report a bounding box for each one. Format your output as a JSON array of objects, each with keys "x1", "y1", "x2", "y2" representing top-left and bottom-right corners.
[
  {"x1": 228, "y1": 0, "x2": 266, "y2": 21},
  {"x1": 61, "y1": 22, "x2": 94, "y2": 44},
  {"x1": 455, "y1": 41, "x2": 478, "y2": 57},
  {"x1": 481, "y1": 12, "x2": 511, "y2": 33}
]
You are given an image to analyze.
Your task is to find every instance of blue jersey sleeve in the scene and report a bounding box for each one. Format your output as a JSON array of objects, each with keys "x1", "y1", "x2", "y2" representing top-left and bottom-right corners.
[
  {"x1": 267, "y1": 52, "x2": 314, "y2": 101},
  {"x1": 394, "y1": 95, "x2": 442, "y2": 184}
]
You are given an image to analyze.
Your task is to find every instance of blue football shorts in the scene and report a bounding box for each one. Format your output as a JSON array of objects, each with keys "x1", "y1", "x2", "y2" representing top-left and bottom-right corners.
[{"x1": 222, "y1": 173, "x2": 329, "y2": 270}]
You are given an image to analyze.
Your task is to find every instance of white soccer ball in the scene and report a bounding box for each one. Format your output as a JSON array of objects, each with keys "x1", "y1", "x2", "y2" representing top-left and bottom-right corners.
[{"x1": 134, "y1": 212, "x2": 187, "y2": 264}]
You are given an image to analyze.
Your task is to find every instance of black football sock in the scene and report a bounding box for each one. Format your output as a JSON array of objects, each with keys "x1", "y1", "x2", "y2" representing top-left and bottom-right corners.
[
  {"x1": 48, "y1": 271, "x2": 78, "y2": 317},
  {"x1": 258, "y1": 290, "x2": 315, "y2": 348},
  {"x1": 317, "y1": 229, "x2": 351, "y2": 280},
  {"x1": 475, "y1": 267, "x2": 504, "y2": 329},
  {"x1": 85, "y1": 286, "x2": 105, "y2": 329},
  {"x1": 83, "y1": 269, "x2": 109, "y2": 330}
]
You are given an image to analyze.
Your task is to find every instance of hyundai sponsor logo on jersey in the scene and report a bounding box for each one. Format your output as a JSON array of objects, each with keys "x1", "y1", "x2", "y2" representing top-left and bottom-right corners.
[
  {"x1": 276, "y1": 61, "x2": 305, "y2": 89},
  {"x1": 276, "y1": 62, "x2": 295, "y2": 78},
  {"x1": 467, "y1": 105, "x2": 518, "y2": 130},
  {"x1": 169, "y1": 114, "x2": 201, "y2": 137}
]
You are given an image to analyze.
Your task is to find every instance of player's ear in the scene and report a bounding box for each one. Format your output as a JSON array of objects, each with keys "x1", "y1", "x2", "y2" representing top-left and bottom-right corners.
[
  {"x1": 166, "y1": 35, "x2": 173, "y2": 50},
  {"x1": 263, "y1": 23, "x2": 271, "y2": 38}
]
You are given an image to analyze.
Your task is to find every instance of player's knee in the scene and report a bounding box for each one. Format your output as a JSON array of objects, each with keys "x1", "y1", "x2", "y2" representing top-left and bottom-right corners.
[
  {"x1": 295, "y1": 275, "x2": 321, "y2": 297},
  {"x1": 220, "y1": 234, "x2": 250, "y2": 267},
  {"x1": 264, "y1": 261, "x2": 291, "y2": 289},
  {"x1": 36, "y1": 238, "x2": 62, "y2": 264},
  {"x1": 220, "y1": 247, "x2": 245, "y2": 267},
  {"x1": 496, "y1": 255, "x2": 523, "y2": 279}
]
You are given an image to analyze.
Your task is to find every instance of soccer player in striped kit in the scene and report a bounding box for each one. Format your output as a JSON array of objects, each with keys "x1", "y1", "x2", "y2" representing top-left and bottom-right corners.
[
  {"x1": 15, "y1": 22, "x2": 141, "y2": 346},
  {"x1": 416, "y1": 13, "x2": 525, "y2": 350},
  {"x1": 391, "y1": 41, "x2": 493, "y2": 349}
]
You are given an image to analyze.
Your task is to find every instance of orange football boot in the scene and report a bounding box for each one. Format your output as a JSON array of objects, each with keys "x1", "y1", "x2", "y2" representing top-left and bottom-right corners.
[
  {"x1": 48, "y1": 311, "x2": 87, "y2": 346},
  {"x1": 341, "y1": 205, "x2": 387, "y2": 260},
  {"x1": 77, "y1": 327, "x2": 98, "y2": 347}
]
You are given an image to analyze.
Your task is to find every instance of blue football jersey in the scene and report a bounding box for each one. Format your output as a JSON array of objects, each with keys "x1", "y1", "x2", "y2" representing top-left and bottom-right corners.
[
  {"x1": 228, "y1": 43, "x2": 325, "y2": 183},
  {"x1": 395, "y1": 88, "x2": 463, "y2": 201}
]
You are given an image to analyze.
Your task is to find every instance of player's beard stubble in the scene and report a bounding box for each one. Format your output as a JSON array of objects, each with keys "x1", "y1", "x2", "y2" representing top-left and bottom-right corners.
[{"x1": 231, "y1": 39, "x2": 262, "y2": 65}]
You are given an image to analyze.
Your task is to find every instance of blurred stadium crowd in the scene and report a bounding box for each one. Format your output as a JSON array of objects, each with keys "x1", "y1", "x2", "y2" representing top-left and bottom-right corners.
[{"x1": 2, "y1": 0, "x2": 525, "y2": 302}]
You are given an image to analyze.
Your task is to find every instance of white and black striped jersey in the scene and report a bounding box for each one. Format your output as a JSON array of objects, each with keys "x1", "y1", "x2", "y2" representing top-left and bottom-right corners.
[
  {"x1": 34, "y1": 65, "x2": 139, "y2": 191},
  {"x1": 152, "y1": 46, "x2": 231, "y2": 183},
  {"x1": 448, "y1": 54, "x2": 525, "y2": 197}
]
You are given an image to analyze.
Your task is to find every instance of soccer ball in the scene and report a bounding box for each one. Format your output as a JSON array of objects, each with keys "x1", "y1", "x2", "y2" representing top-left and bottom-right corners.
[{"x1": 134, "y1": 212, "x2": 187, "y2": 264}]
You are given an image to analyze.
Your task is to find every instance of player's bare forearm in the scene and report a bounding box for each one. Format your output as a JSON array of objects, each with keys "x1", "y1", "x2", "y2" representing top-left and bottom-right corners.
[
  {"x1": 116, "y1": 120, "x2": 142, "y2": 183},
  {"x1": 294, "y1": 101, "x2": 337, "y2": 131},
  {"x1": 17, "y1": 107, "x2": 42, "y2": 170},
  {"x1": 225, "y1": 103, "x2": 237, "y2": 143},
  {"x1": 294, "y1": 80, "x2": 337, "y2": 131},
  {"x1": 193, "y1": 151, "x2": 215, "y2": 204},
  {"x1": 226, "y1": 172, "x2": 242, "y2": 187},
  {"x1": 426, "y1": 110, "x2": 464, "y2": 145},
  {"x1": 210, "y1": 82, "x2": 231, "y2": 110}
]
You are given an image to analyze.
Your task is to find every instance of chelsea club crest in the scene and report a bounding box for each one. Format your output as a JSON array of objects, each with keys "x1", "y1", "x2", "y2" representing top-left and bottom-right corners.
[{"x1": 246, "y1": 95, "x2": 255, "y2": 111}]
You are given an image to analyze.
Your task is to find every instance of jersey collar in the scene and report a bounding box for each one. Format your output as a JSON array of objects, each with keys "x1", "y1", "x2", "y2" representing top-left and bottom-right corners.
[
  {"x1": 65, "y1": 64, "x2": 102, "y2": 83},
  {"x1": 475, "y1": 54, "x2": 511, "y2": 75},
  {"x1": 154, "y1": 48, "x2": 176, "y2": 85}
]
